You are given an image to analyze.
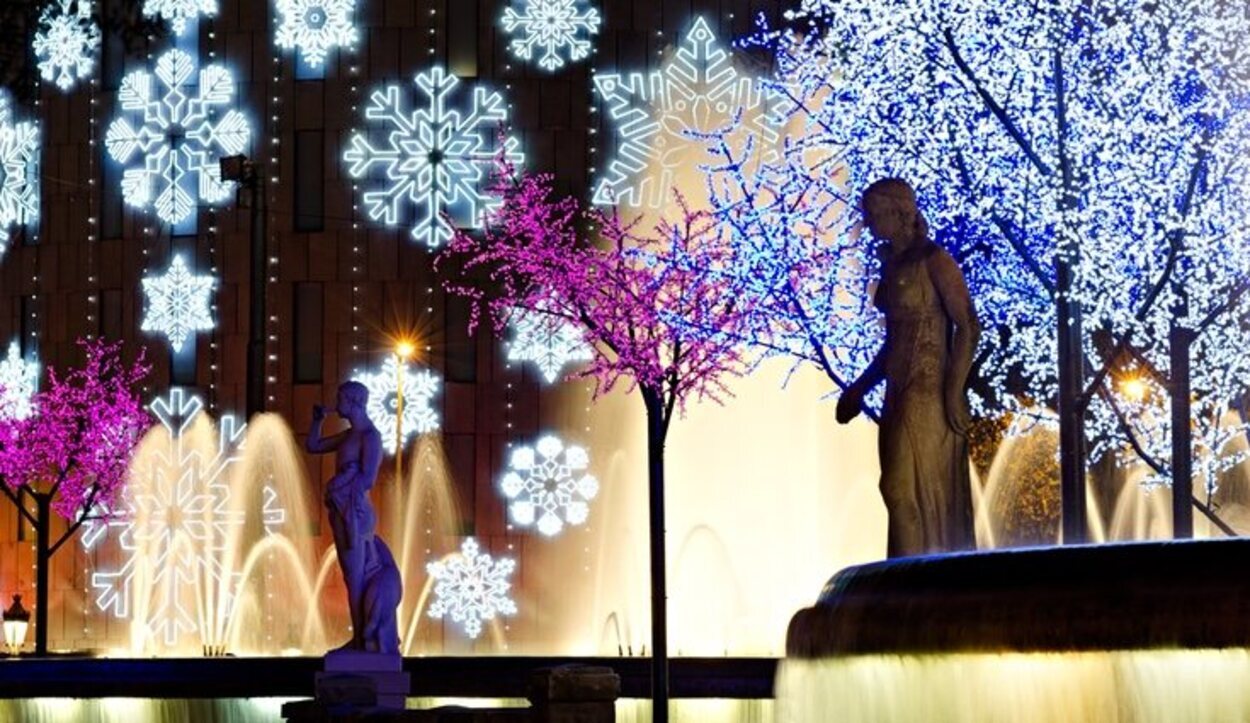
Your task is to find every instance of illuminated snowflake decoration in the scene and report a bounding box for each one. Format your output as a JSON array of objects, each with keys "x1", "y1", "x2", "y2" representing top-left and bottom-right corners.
[
  {"x1": 141, "y1": 254, "x2": 217, "y2": 353},
  {"x1": 105, "y1": 48, "x2": 251, "y2": 225},
  {"x1": 32, "y1": 0, "x2": 101, "y2": 92},
  {"x1": 274, "y1": 0, "x2": 359, "y2": 68},
  {"x1": 352, "y1": 356, "x2": 442, "y2": 456},
  {"x1": 0, "y1": 341, "x2": 38, "y2": 422},
  {"x1": 143, "y1": 0, "x2": 216, "y2": 36},
  {"x1": 500, "y1": 434, "x2": 598, "y2": 537},
  {"x1": 427, "y1": 537, "x2": 517, "y2": 639},
  {"x1": 505, "y1": 303, "x2": 593, "y2": 384},
  {"x1": 343, "y1": 66, "x2": 523, "y2": 248},
  {"x1": 592, "y1": 16, "x2": 776, "y2": 208},
  {"x1": 0, "y1": 94, "x2": 40, "y2": 256},
  {"x1": 83, "y1": 388, "x2": 280, "y2": 646},
  {"x1": 500, "y1": 0, "x2": 600, "y2": 72}
]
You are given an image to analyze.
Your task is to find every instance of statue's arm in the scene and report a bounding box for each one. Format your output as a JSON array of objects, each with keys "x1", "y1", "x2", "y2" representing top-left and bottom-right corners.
[
  {"x1": 929, "y1": 250, "x2": 982, "y2": 426},
  {"x1": 305, "y1": 415, "x2": 345, "y2": 454},
  {"x1": 357, "y1": 429, "x2": 383, "y2": 491}
]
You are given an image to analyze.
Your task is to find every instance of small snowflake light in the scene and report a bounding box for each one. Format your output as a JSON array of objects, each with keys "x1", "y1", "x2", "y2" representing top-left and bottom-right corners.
[
  {"x1": 500, "y1": 0, "x2": 601, "y2": 72},
  {"x1": 0, "y1": 341, "x2": 38, "y2": 422},
  {"x1": 505, "y1": 303, "x2": 593, "y2": 384},
  {"x1": 426, "y1": 537, "x2": 517, "y2": 639},
  {"x1": 0, "y1": 93, "x2": 40, "y2": 256},
  {"x1": 143, "y1": 0, "x2": 216, "y2": 36},
  {"x1": 141, "y1": 255, "x2": 216, "y2": 353},
  {"x1": 274, "y1": 0, "x2": 358, "y2": 69},
  {"x1": 500, "y1": 434, "x2": 598, "y2": 537},
  {"x1": 343, "y1": 66, "x2": 523, "y2": 248},
  {"x1": 105, "y1": 48, "x2": 251, "y2": 225},
  {"x1": 352, "y1": 356, "x2": 441, "y2": 456},
  {"x1": 32, "y1": 0, "x2": 101, "y2": 92}
]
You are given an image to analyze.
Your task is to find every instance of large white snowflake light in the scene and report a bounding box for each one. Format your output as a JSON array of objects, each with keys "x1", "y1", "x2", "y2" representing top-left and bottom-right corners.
[
  {"x1": 143, "y1": 0, "x2": 216, "y2": 36},
  {"x1": 0, "y1": 93, "x2": 40, "y2": 256},
  {"x1": 141, "y1": 254, "x2": 216, "y2": 353},
  {"x1": 274, "y1": 0, "x2": 358, "y2": 69},
  {"x1": 505, "y1": 303, "x2": 593, "y2": 384},
  {"x1": 500, "y1": 434, "x2": 598, "y2": 537},
  {"x1": 426, "y1": 537, "x2": 517, "y2": 639},
  {"x1": 32, "y1": 0, "x2": 101, "y2": 92},
  {"x1": 105, "y1": 48, "x2": 251, "y2": 226},
  {"x1": 343, "y1": 66, "x2": 523, "y2": 248},
  {"x1": 592, "y1": 16, "x2": 776, "y2": 208},
  {"x1": 500, "y1": 0, "x2": 601, "y2": 72},
  {"x1": 0, "y1": 341, "x2": 38, "y2": 422},
  {"x1": 352, "y1": 356, "x2": 441, "y2": 455}
]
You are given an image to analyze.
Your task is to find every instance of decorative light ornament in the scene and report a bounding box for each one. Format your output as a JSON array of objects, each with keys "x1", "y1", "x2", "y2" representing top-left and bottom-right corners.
[
  {"x1": 32, "y1": 0, "x2": 101, "y2": 92},
  {"x1": 351, "y1": 355, "x2": 441, "y2": 455},
  {"x1": 500, "y1": 434, "x2": 598, "y2": 537},
  {"x1": 274, "y1": 0, "x2": 359, "y2": 69},
  {"x1": 141, "y1": 254, "x2": 217, "y2": 353},
  {"x1": 500, "y1": 0, "x2": 600, "y2": 72},
  {"x1": 81, "y1": 388, "x2": 289, "y2": 646},
  {"x1": 143, "y1": 0, "x2": 217, "y2": 36},
  {"x1": 592, "y1": 16, "x2": 776, "y2": 208},
  {"x1": 0, "y1": 341, "x2": 39, "y2": 422},
  {"x1": 105, "y1": 48, "x2": 251, "y2": 225},
  {"x1": 426, "y1": 537, "x2": 517, "y2": 639},
  {"x1": 505, "y1": 302, "x2": 592, "y2": 384},
  {"x1": 343, "y1": 66, "x2": 523, "y2": 248},
  {"x1": 0, "y1": 93, "x2": 40, "y2": 257}
]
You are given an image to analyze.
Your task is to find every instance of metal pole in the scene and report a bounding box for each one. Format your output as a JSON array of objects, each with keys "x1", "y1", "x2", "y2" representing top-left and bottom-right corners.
[
  {"x1": 1170, "y1": 329, "x2": 1193, "y2": 538},
  {"x1": 395, "y1": 354, "x2": 404, "y2": 485},
  {"x1": 246, "y1": 167, "x2": 267, "y2": 420}
]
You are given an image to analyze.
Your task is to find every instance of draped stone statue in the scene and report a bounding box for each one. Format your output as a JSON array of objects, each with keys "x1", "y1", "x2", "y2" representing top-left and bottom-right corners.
[
  {"x1": 307, "y1": 381, "x2": 402, "y2": 653},
  {"x1": 836, "y1": 179, "x2": 981, "y2": 557}
]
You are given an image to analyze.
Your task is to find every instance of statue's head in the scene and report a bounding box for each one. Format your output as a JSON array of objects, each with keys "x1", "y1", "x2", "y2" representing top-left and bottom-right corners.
[
  {"x1": 337, "y1": 381, "x2": 369, "y2": 419},
  {"x1": 861, "y1": 178, "x2": 928, "y2": 248}
]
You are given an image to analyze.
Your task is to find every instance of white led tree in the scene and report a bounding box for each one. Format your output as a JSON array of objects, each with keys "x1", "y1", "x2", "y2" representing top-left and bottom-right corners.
[
  {"x1": 0, "y1": 340, "x2": 38, "y2": 422},
  {"x1": 0, "y1": 92, "x2": 40, "y2": 257},
  {"x1": 274, "y1": 0, "x2": 358, "y2": 69},
  {"x1": 426, "y1": 537, "x2": 517, "y2": 639},
  {"x1": 500, "y1": 0, "x2": 601, "y2": 72},
  {"x1": 351, "y1": 356, "x2": 441, "y2": 456},
  {"x1": 500, "y1": 434, "x2": 598, "y2": 537},
  {"x1": 592, "y1": 16, "x2": 777, "y2": 208},
  {"x1": 343, "y1": 67, "x2": 523, "y2": 248},
  {"x1": 32, "y1": 0, "x2": 101, "y2": 92},
  {"x1": 143, "y1": 0, "x2": 216, "y2": 36},
  {"x1": 105, "y1": 48, "x2": 251, "y2": 226},
  {"x1": 141, "y1": 254, "x2": 216, "y2": 353},
  {"x1": 505, "y1": 301, "x2": 593, "y2": 384}
]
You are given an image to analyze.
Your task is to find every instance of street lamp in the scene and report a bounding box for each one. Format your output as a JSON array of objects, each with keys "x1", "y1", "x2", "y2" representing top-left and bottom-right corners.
[
  {"x1": 219, "y1": 153, "x2": 267, "y2": 421},
  {"x1": 394, "y1": 340, "x2": 416, "y2": 484},
  {"x1": 3, "y1": 594, "x2": 29, "y2": 655}
]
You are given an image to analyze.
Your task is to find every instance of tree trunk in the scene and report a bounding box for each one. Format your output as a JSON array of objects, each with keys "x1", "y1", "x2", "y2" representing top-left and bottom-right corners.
[
  {"x1": 1056, "y1": 261, "x2": 1088, "y2": 544},
  {"x1": 1170, "y1": 325, "x2": 1193, "y2": 538},
  {"x1": 642, "y1": 390, "x2": 669, "y2": 723},
  {"x1": 34, "y1": 494, "x2": 50, "y2": 656}
]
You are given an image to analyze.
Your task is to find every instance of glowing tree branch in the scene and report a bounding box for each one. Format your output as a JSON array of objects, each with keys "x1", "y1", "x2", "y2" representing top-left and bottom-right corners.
[{"x1": 0, "y1": 339, "x2": 151, "y2": 655}]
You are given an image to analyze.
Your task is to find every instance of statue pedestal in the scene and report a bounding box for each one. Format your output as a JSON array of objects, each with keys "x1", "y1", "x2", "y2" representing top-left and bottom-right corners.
[{"x1": 314, "y1": 649, "x2": 410, "y2": 710}]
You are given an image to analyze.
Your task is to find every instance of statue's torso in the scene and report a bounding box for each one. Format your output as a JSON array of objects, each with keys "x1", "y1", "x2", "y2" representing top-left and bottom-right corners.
[{"x1": 877, "y1": 245, "x2": 951, "y2": 404}]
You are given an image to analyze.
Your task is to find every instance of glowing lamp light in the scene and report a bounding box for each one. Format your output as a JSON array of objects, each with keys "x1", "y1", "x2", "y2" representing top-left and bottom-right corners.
[
  {"x1": 395, "y1": 340, "x2": 416, "y2": 360},
  {"x1": 2, "y1": 594, "x2": 29, "y2": 655},
  {"x1": 1119, "y1": 376, "x2": 1148, "y2": 403}
]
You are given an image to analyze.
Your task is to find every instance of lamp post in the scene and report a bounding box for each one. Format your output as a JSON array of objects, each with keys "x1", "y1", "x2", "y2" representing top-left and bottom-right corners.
[
  {"x1": 394, "y1": 340, "x2": 415, "y2": 484},
  {"x1": 3, "y1": 594, "x2": 29, "y2": 656},
  {"x1": 219, "y1": 154, "x2": 267, "y2": 420}
]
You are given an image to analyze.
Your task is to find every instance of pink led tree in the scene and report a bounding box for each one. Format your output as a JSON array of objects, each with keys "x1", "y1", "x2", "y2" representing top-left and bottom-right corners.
[
  {"x1": 0, "y1": 339, "x2": 151, "y2": 655},
  {"x1": 440, "y1": 166, "x2": 747, "y2": 721}
]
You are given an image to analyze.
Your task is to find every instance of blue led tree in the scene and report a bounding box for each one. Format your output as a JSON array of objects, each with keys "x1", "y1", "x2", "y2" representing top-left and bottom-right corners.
[{"x1": 713, "y1": 0, "x2": 1250, "y2": 538}]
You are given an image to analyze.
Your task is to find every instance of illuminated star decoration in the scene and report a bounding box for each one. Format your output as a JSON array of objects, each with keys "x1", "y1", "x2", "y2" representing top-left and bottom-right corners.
[
  {"x1": 141, "y1": 255, "x2": 217, "y2": 353},
  {"x1": 82, "y1": 389, "x2": 279, "y2": 646},
  {"x1": 274, "y1": 0, "x2": 359, "y2": 68},
  {"x1": 500, "y1": 0, "x2": 601, "y2": 72},
  {"x1": 0, "y1": 93, "x2": 40, "y2": 257},
  {"x1": 143, "y1": 0, "x2": 216, "y2": 36},
  {"x1": 105, "y1": 48, "x2": 251, "y2": 225},
  {"x1": 592, "y1": 16, "x2": 776, "y2": 208},
  {"x1": 500, "y1": 434, "x2": 598, "y2": 537},
  {"x1": 0, "y1": 341, "x2": 39, "y2": 422},
  {"x1": 352, "y1": 356, "x2": 442, "y2": 456},
  {"x1": 343, "y1": 66, "x2": 524, "y2": 248},
  {"x1": 426, "y1": 537, "x2": 517, "y2": 639},
  {"x1": 505, "y1": 302, "x2": 593, "y2": 384},
  {"x1": 32, "y1": 0, "x2": 101, "y2": 92}
]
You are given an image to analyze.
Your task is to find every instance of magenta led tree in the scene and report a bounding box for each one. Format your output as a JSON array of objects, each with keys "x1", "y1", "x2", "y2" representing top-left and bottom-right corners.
[
  {"x1": 440, "y1": 165, "x2": 746, "y2": 722},
  {"x1": 0, "y1": 339, "x2": 151, "y2": 655}
]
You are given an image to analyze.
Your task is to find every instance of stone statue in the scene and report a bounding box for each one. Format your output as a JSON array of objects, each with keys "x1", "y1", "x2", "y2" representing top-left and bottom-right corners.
[
  {"x1": 307, "y1": 381, "x2": 401, "y2": 653},
  {"x1": 836, "y1": 178, "x2": 981, "y2": 557}
]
